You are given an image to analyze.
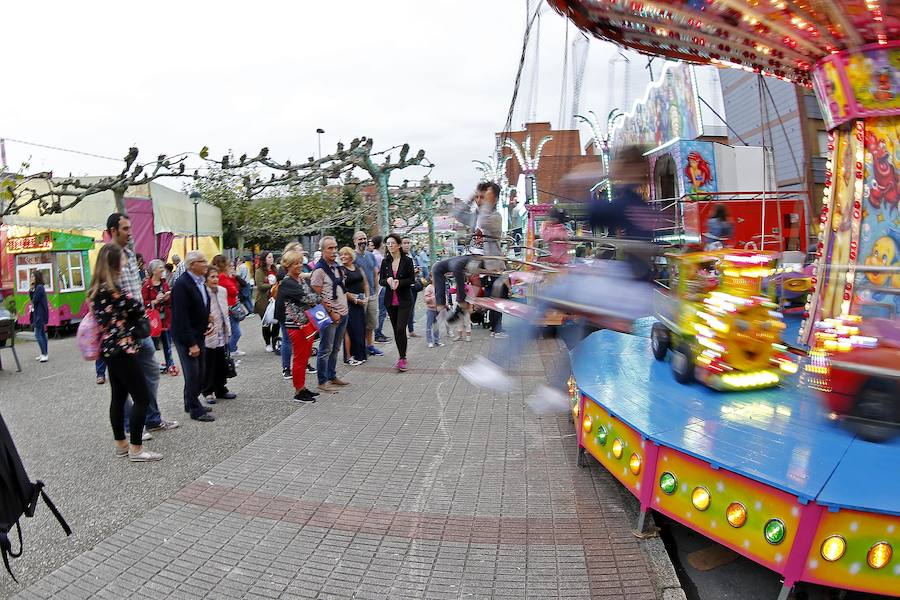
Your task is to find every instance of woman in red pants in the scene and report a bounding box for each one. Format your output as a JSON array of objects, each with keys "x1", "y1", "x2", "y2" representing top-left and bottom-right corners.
[{"x1": 275, "y1": 250, "x2": 321, "y2": 402}]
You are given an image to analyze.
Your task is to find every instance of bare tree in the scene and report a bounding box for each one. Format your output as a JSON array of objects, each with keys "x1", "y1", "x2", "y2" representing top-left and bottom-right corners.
[{"x1": 1, "y1": 147, "x2": 190, "y2": 217}]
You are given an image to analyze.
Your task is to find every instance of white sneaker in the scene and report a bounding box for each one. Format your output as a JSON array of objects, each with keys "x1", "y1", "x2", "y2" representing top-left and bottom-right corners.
[
  {"x1": 436, "y1": 341, "x2": 445, "y2": 347},
  {"x1": 233, "y1": 350, "x2": 246, "y2": 357},
  {"x1": 38, "y1": 355, "x2": 48, "y2": 363},
  {"x1": 142, "y1": 431, "x2": 154, "y2": 441},
  {"x1": 265, "y1": 345, "x2": 273, "y2": 353},
  {"x1": 458, "y1": 356, "x2": 514, "y2": 392},
  {"x1": 35, "y1": 355, "x2": 42, "y2": 361},
  {"x1": 428, "y1": 343, "x2": 434, "y2": 348},
  {"x1": 526, "y1": 384, "x2": 571, "y2": 415}
]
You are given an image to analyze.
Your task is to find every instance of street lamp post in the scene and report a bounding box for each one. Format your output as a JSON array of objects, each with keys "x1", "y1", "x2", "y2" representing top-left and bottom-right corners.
[
  {"x1": 190, "y1": 191, "x2": 201, "y2": 251},
  {"x1": 316, "y1": 128, "x2": 325, "y2": 238}
]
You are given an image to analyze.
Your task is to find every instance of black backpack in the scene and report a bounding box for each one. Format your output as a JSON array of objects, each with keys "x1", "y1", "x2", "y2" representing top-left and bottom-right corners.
[{"x1": 0, "y1": 412, "x2": 70, "y2": 581}]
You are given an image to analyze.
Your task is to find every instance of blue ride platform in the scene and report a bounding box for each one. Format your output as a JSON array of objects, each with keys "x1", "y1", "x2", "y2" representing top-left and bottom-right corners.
[{"x1": 568, "y1": 328, "x2": 900, "y2": 597}]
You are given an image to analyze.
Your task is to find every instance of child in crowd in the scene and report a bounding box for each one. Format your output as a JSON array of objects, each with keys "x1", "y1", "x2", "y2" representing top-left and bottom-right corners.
[{"x1": 423, "y1": 281, "x2": 443, "y2": 348}]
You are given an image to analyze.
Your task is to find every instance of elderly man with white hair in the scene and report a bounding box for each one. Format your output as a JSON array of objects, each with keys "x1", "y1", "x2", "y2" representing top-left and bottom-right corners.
[{"x1": 171, "y1": 250, "x2": 216, "y2": 422}]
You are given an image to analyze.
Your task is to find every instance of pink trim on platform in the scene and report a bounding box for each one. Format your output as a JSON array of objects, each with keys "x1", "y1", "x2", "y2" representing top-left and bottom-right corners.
[
  {"x1": 638, "y1": 441, "x2": 660, "y2": 511},
  {"x1": 782, "y1": 502, "x2": 825, "y2": 588}
]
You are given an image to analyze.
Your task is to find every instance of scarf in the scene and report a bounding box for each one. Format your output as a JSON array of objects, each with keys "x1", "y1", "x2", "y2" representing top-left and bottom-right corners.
[{"x1": 316, "y1": 258, "x2": 345, "y2": 300}]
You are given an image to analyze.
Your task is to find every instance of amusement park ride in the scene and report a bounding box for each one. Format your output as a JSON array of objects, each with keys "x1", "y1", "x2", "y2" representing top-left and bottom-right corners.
[{"x1": 499, "y1": 2, "x2": 900, "y2": 598}]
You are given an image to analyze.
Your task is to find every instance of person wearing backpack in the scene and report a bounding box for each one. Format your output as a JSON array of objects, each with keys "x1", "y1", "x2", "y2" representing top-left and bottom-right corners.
[{"x1": 90, "y1": 243, "x2": 162, "y2": 462}]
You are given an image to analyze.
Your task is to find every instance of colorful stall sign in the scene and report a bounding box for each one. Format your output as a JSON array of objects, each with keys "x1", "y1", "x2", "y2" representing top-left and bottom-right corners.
[{"x1": 6, "y1": 232, "x2": 53, "y2": 254}]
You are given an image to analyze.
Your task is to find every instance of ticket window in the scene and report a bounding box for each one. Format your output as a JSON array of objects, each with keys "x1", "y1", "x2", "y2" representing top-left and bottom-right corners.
[
  {"x1": 57, "y1": 252, "x2": 85, "y2": 292},
  {"x1": 15, "y1": 253, "x2": 53, "y2": 293}
]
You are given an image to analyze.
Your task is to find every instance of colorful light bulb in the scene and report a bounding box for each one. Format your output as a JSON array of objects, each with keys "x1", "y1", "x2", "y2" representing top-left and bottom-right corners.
[
  {"x1": 820, "y1": 535, "x2": 846, "y2": 562},
  {"x1": 596, "y1": 426, "x2": 608, "y2": 446},
  {"x1": 659, "y1": 472, "x2": 677, "y2": 495},
  {"x1": 867, "y1": 542, "x2": 892, "y2": 569},
  {"x1": 629, "y1": 453, "x2": 642, "y2": 475},
  {"x1": 764, "y1": 518, "x2": 786, "y2": 545},
  {"x1": 691, "y1": 486, "x2": 711, "y2": 511},
  {"x1": 726, "y1": 502, "x2": 747, "y2": 528},
  {"x1": 612, "y1": 438, "x2": 624, "y2": 459}
]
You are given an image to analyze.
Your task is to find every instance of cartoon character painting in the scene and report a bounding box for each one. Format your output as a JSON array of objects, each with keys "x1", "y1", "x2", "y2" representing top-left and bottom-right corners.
[
  {"x1": 683, "y1": 150, "x2": 714, "y2": 199},
  {"x1": 865, "y1": 130, "x2": 899, "y2": 212},
  {"x1": 857, "y1": 228, "x2": 900, "y2": 316}
]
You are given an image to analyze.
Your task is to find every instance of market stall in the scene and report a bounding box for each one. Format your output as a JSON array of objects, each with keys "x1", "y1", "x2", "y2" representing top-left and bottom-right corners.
[{"x1": 6, "y1": 231, "x2": 93, "y2": 327}]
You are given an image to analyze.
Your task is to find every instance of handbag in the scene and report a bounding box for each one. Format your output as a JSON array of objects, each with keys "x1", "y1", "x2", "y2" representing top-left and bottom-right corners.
[
  {"x1": 131, "y1": 316, "x2": 151, "y2": 340},
  {"x1": 262, "y1": 298, "x2": 278, "y2": 326},
  {"x1": 146, "y1": 308, "x2": 162, "y2": 338},
  {"x1": 229, "y1": 302, "x2": 249, "y2": 322},
  {"x1": 305, "y1": 304, "x2": 333, "y2": 331},
  {"x1": 224, "y1": 351, "x2": 237, "y2": 379}
]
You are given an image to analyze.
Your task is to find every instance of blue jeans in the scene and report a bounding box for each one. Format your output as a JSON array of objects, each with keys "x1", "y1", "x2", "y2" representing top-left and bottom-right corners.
[
  {"x1": 228, "y1": 314, "x2": 242, "y2": 353},
  {"x1": 123, "y1": 337, "x2": 162, "y2": 431},
  {"x1": 425, "y1": 309, "x2": 440, "y2": 345},
  {"x1": 158, "y1": 330, "x2": 175, "y2": 368},
  {"x1": 407, "y1": 290, "x2": 418, "y2": 333},
  {"x1": 375, "y1": 287, "x2": 387, "y2": 337},
  {"x1": 95, "y1": 358, "x2": 106, "y2": 378},
  {"x1": 33, "y1": 322, "x2": 48, "y2": 355},
  {"x1": 280, "y1": 322, "x2": 292, "y2": 370},
  {"x1": 317, "y1": 315, "x2": 348, "y2": 384}
]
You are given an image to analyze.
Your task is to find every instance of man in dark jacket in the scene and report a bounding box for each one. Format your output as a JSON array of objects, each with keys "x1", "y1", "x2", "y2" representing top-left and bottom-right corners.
[{"x1": 171, "y1": 251, "x2": 215, "y2": 422}]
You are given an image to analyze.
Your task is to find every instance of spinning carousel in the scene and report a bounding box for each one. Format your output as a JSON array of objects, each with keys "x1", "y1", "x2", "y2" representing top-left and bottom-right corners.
[{"x1": 547, "y1": 1, "x2": 900, "y2": 597}]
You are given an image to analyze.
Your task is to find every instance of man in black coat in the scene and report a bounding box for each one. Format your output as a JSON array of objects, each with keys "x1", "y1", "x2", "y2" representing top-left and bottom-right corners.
[{"x1": 171, "y1": 251, "x2": 215, "y2": 422}]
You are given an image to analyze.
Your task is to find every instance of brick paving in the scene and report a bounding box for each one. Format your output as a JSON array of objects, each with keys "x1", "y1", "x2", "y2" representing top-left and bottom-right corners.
[{"x1": 13, "y1": 325, "x2": 667, "y2": 599}]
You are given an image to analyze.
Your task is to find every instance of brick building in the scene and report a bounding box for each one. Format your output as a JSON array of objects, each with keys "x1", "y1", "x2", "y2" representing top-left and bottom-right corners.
[{"x1": 496, "y1": 122, "x2": 598, "y2": 204}]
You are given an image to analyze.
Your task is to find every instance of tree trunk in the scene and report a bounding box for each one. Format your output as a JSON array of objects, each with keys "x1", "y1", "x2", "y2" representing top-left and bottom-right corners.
[
  {"x1": 237, "y1": 233, "x2": 246, "y2": 259},
  {"x1": 113, "y1": 189, "x2": 127, "y2": 214},
  {"x1": 378, "y1": 174, "x2": 390, "y2": 236}
]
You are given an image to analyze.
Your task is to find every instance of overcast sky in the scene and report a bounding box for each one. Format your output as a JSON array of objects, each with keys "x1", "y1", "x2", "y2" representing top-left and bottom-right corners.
[{"x1": 2, "y1": 1, "x2": 653, "y2": 198}]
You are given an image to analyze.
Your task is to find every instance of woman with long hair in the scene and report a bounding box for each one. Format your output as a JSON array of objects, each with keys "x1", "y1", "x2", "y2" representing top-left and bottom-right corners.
[
  {"x1": 142, "y1": 259, "x2": 176, "y2": 375},
  {"x1": 29, "y1": 271, "x2": 50, "y2": 362},
  {"x1": 255, "y1": 252, "x2": 279, "y2": 352},
  {"x1": 90, "y1": 243, "x2": 162, "y2": 462},
  {"x1": 378, "y1": 233, "x2": 415, "y2": 371},
  {"x1": 202, "y1": 266, "x2": 236, "y2": 403},
  {"x1": 275, "y1": 250, "x2": 321, "y2": 402},
  {"x1": 212, "y1": 254, "x2": 243, "y2": 358},
  {"x1": 340, "y1": 246, "x2": 368, "y2": 366}
]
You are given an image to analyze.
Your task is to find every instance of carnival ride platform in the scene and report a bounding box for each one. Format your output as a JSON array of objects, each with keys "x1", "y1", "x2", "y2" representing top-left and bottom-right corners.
[{"x1": 569, "y1": 328, "x2": 899, "y2": 598}]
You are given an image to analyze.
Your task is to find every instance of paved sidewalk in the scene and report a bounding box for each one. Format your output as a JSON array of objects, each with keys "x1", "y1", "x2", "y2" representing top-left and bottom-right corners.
[{"x1": 13, "y1": 323, "x2": 671, "y2": 599}]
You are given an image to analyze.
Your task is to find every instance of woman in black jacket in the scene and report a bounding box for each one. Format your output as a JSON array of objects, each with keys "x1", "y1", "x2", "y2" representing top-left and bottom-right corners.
[
  {"x1": 378, "y1": 233, "x2": 415, "y2": 371},
  {"x1": 29, "y1": 271, "x2": 50, "y2": 362}
]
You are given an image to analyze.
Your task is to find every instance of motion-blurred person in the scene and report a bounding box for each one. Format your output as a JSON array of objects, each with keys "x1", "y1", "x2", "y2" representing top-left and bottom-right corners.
[
  {"x1": 423, "y1": 279, "x2": 442, "y2": 348},
  {"x1": 171, "y1": 251, "x2": 215, "y2": 422},
  {"x1": 340, "y1": 246, "x2": 368, "y2": 366},
  {"x1": 704, "y1": 203, "x2": 733, "y2": 250},
  {"x1": 201, "y1": 266, "x2": 236, "y2": 404},
  {"x1": 379, "y1": 233, "x2": 416, "y2": 371},
  {"x1": 29, "y1": 271, "x2": 49, "y2": 362},
  {"x1": 255, "y1": 252, "x2": 279, "y2": 353},
  {"x1": 311, "y1": 237, "x2": 350, "y2": 392},
  {"x1": 236, "y1": 257, "x2": 254, "y2": 314},
  {"x1": 541, "y1": 207, "x2": 570, "y2": 265},
  {"x1": 90, "y1": 243, "x2": 161, "y2": 462},
  {"x1": 276, "y1": 250, "x2": 321, "y2": 402},
  {"x1": 459, "y1": 146, "x2": 659, "y2": 411},
  {"x1": 142, "y1": 259, "x2": 176, "y2": 375},
  {"x1": 507, "y1": 190, "x2": 527, "y2": 256},
  {"x1": 432, "y1": 182, "x2": 502, "y2": 321}
]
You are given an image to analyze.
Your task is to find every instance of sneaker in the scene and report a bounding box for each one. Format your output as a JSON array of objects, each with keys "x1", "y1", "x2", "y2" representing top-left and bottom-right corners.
[
  {"x1": 38, "y1": 355, "x2": 48, "y2": 363},
  {"x1": 96, "y1": 376, "x2": 106, "y2": 385},
  {"x1": 347, "y1": 358, "x2": 364, "y2": 366},
  {"x1": 435, "y1": 341, "x2": 445, "y2": 347},
  {"x1": 159, "y1": 364, "x2": 168, "y2": 373},
  {"x1": 374, "y1": 335, "x2": 391, "y2": 343},
  {"x1": 293, "y1": 389, "x2": 317, "y2": 403},
  {"x1": 265, "y1": 344, "x2": 273, "y2": 353},
  {"x1": 368, "y1": 346, "x2": 384, "y2": 356},
  {"x1": 191, "y1": 413, "x2": 215, "y2": 422},
  {"x1": 129, "y1": 449, "x2": 163, "y2": 462},
  {"x1": 35, "y1": 355, "x2": 42, "y2": 361},
  {"x1": 317, "y1": 382, "x2": 338, "y2": 393},
  {"x1": 526, "y1": 384, "x2": 571, "y2": 415},
  {"x1": 491, "y1": 331, "x2": 509, "y2": 338},
  {"x1": 331, "y1": 378, "x2": 350, "y2": 386},
  {"x1": 148, "y1": 420, "x2": 180, "y2": 432},
  {"x1": 204, "y1": 395, "x2": 217, "y2": 404},
  {"x1": 408, "y1": 331, "x2": 419, "y2": 338},
  {"x1": 233, "y1": 350, "x2": 247, "y2": 357},
  {"x1": 142, "y1": 431, "x2": 154, "y2": 442},
  {"x1": 458, "y1": 356, "x2": 514, "y2": 392},
  {"x1": 215, "y1": 392, "x2": 237, "y2": 400},
  {"x1": 396, "y1": 359, "x2": 408, "y2": 372},
  {"x1": 428, "y1": 343, "x2": 434, "y2": 348},
  {"x1": 306, "y1": 363, "x2": 317, "y2": 373},
  {"x1": 283, "y1": 368, "x2": 292, "y2": 380},
  {"x1": 114, "y1": 446, "x2": 128, "y2": 458}
]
